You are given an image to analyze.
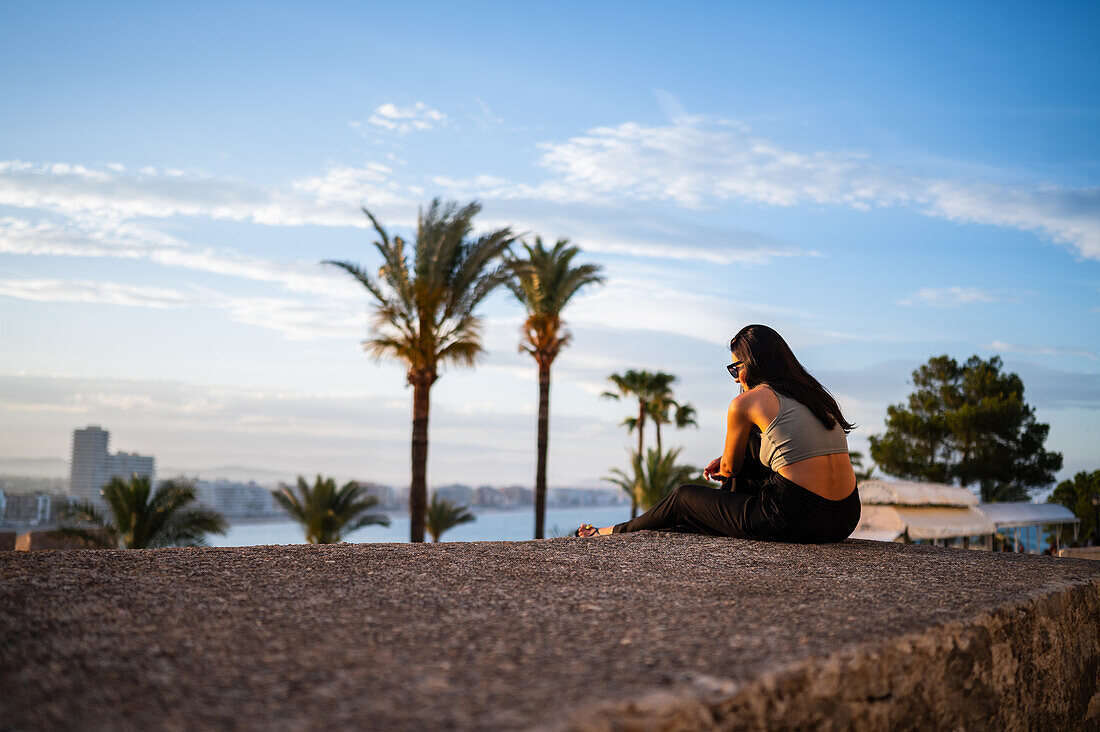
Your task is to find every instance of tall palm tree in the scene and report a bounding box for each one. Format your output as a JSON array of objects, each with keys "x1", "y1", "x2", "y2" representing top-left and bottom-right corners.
[
  {"x1": 52, "y1": 474, "x2": 227, "y2": 549},
  {"x1": 425, "y1": 493, "x2": 476, "y2": 542},
  {"x1": 324, "y1": 199, "x2": 515, "y2": 542},
  {"x1": 605, "y1": 447, "x2": 697, "y2": 512},
  {"x1": 273, "y1": 475, "x2": 390, "y2": 544},
  {"x1": 505, "y1": 236, "x2": 604, "y2": 539},
  {"x1": 602, "y1": 370, "x2": 677, "y2": 517},
  {"x1": 648, "y1": 394, "x2": 698, "y2": 454}
]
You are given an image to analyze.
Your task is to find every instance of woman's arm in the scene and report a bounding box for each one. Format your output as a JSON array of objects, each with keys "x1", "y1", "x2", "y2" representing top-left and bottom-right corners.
[{"x1": 719, "y1": 393, "x2": 755, "y2": 477}]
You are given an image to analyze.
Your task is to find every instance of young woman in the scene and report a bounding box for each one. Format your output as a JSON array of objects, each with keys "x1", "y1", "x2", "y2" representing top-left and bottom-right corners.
[{"x1": 576, "y1": 324, "x2": 860, "y2": 543}]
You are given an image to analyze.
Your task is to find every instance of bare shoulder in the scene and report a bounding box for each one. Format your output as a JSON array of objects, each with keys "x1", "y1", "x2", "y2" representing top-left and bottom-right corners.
[
  {"x1": 729, "y1": 385, "x2": 780, "y2": 431},
  {"x1": 729, "y1": 385, "x2": 779, "y2": 417}
]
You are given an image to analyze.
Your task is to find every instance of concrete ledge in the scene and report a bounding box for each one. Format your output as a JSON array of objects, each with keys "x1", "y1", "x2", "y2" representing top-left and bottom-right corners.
[
  {"x1": 561, "y1": 577, "x2": 1100, "y2": 730},
  {"x1": 13, "y1": 529, "x2": 111, "y2": 551},
  {"x1": 2, "y1": 535, "x2": 1099, "y2": 730},
  {"x1": 1062, "y1": 546, "x2": 1100, "y2": 561}
]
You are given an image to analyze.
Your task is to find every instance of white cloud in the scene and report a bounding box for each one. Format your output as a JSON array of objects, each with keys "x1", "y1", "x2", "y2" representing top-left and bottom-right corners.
[
  {"x1": 0, "y1": 216, "x2": 365, "y2": 298},
  {"x1": 445, "y1": 197, "x2": 814, "y2": 265},
  {"x1": 534, "y1": 118, "x2": 908, "y2": 210},
  {"x1": 922, "y1": 181, "x2": 1100, "y2": 259},
  {"x1": 529, "y1": 117, "x2": 1100, "y2": 259},
  {"x1": 0, "y1": 278, "x2": 195, "y2": 309},
  {"x1": 0, "y1": 276, "x2": 367, "y2": 341},
  {"x1": 0, "y1": 159, "x2": 414, "y2": 229},
  {"x1": 366, "y1": 102, "x2": 447, "y2": 134},
  {"x1": 562, "y1": 276, "x2": 810, "y2": 346},
  {"x1": 219, "y1": 295, "x2": 367, "y2": 341},
  {"x1": 897, "y1": 286, "x2": 1003, "y2": 307},
  {"x1": 983, "y1": 340, "x2": 1097, "y2": 360}
]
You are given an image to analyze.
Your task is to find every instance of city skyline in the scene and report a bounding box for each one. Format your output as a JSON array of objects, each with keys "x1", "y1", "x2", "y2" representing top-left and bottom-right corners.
[{"x1": 2, "y1": 2, "x2": 1098, "y2": 489}]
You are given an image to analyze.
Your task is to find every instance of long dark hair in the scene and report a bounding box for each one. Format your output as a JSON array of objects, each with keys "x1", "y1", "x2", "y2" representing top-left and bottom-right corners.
[{"x1": 730, "y1": 324, "x2": 855, "y2": 433}]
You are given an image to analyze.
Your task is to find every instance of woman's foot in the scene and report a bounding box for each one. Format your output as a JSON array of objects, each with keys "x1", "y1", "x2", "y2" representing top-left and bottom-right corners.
[{"x1": 574, "y1": 523, "x2": 600, "y2": 537}]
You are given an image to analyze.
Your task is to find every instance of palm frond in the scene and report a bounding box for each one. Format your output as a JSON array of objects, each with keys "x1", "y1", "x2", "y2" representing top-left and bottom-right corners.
[
  {"x1": 505, "y1": 236, "x2": 603, "y2": 364},
  {"x1": 425, "y1": 494, "x2": 476, "y2": 542},
  {"x1": 604, "y1": 448, "x2": 696, "y2": 511},
  {"x1": 56, "y1": 475, "x2": 224, "y2": 549},
  {"x1": 273, "y1": 475, "x2": 390, "y2": 544},
  {"x1": 49, "y1": 520, "x2": 117, "y2": 549}
]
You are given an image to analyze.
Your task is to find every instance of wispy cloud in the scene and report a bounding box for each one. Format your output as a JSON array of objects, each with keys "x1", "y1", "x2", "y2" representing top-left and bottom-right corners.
[
  {"x1": 0, "y1": 160, "x2": 414, "y2": 228},
  {"x1": 472, "y1": 98, "x2": 503, "y2": 129},
  {"x1": 0, "y1": 276, "x2": 367, "y2": 341},
  {"x1": 0, "y1": 216, "x2": 364, "y2": 298},
  {"x1": 984, "y1": 340, "x2": 1098, "y2": 360},
  {"x1": 0, "y1": 278, "x2": 194, "y2": 309},
  {"x1": 366, "y1": 102, "x2": 447, "y2": 134},
  {"x1": 528, "y1": 116, "x2": 1100, "y2": 260},
  {"x1": 534, "y1": 117, "x2": 908, "y2": 210},
  {"x1": 897, "y1": 286, "x2": 1005, "y2": 307},
  {"x1": 922, "y1": 181, "x2": 1100, "y2": 259},
  {"x1": 439, "y1": 195, "x2": 814, "y2": 265}
]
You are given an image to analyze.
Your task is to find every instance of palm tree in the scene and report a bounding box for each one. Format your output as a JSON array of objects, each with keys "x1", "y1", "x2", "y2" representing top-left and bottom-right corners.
[
  {"x1": 648, "y1": 394, "x2": 698, "y2": 454},
  {"x1": 273, "y1": 475, "x2": 390, "y2": 544},
  {"x1": 52, "y1": 474, "x2": 227, "y2": 549},
  {"x1": 425, "y1": 493, "x2": 476, "y2": 542},
  {"x1": 602, "y1": 370, "x2": 677, "y2": 517},
  {"x1": 324, "y1": 199, "x2": 515, "y2": 542},
  {"x1": 850, "y1": 451, "x2": 876, "y2": 482},
  {"x1": 505, "y1": 236, "x2": 604, "y2": 539},
  {"x1": 606, "y1": 447, "x2": 697, "y2": 512}
]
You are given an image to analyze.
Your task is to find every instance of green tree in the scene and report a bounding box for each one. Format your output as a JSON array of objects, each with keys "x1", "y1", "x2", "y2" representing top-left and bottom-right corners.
[
  {"x1": 1048, "y1": 470, "x2": 1100, "y2": 544},
  {"x1": 53, "y1": 475, "x2": 227, "y2": 549},
  {"x1": 869, "y1": 355, "x2": 1062, "y2": 502},
  {"x1": 273, "y1": 475, "x2": 390, "y2": 544},
  {"x1": 425, "y1": 494, "x2": 476, "y2": 542},
  {"x1": 324, "y1": 199, "x2": 515, "y2": 541},
  {"x1": 602, "y1": 370, "x2": 678, "y2": 517},
  {"x1": 505, "y1": 236, "x2": 604, "y2": 539},
  {"x1": 849, "y1": 451, "x2": 876, "y2": 482},
  {"x1": 648, "y1": 395, "x2": 698, "y2": 454},
  {"x1": 605, "y1": 447, "x2": 697, "y2": 512}
]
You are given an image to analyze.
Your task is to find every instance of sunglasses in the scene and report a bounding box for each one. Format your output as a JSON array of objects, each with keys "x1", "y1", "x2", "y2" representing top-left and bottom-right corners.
[{"x1": 727, "y1": 362, "x2": 742, "y2": 379}]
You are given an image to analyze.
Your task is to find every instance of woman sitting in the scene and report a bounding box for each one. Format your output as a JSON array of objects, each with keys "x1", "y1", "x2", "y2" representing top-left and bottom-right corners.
[{"x1": 576, "y1": 324, "x2": 860, "y2": 543}]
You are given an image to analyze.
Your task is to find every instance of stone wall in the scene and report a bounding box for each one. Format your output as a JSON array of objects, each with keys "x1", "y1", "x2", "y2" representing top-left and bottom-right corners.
[
  {"x1": 2, "y1": 535, "x2": 1098, "y2": 730},
  {"x1": 1061, "y1": 546, "x2": 1100, "y2": 561},
  {"x1": 564, "y1": 577, "x2": 1100, "y2": 730}
]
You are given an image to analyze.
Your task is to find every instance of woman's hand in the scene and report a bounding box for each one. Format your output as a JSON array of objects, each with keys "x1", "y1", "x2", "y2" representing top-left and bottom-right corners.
[{"x1": 703, "y1": 457, "x2": 725, "y2": 481}]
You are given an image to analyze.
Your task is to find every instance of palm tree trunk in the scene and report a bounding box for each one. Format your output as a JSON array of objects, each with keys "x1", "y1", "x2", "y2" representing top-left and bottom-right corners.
[
  {"x1": 534, "y1": 358, "x2": 551, "y2": 539},
  {"x1": 410, "y1": 375, "x2": 432, "y2": 543},
  {"x1": 655, "y1": 421, "x2": 663, "y2": 455}
]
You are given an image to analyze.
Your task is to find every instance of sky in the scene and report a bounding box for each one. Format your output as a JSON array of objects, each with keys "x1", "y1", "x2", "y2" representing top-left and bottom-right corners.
[{"x1": 1, "y1": 1, "x2": 1098, "y2": 492}]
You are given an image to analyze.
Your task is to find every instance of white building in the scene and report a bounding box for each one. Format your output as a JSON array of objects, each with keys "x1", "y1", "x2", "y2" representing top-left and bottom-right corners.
[
  {"x1": 195, "y1": 480, "x2": 278, "y2": 518},
  {"x1": 68, "y1": 426, "x2": 155, "y2": 504}
]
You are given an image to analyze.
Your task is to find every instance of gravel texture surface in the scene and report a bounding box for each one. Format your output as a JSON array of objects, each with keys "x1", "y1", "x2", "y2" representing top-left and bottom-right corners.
[{"x1": 2, "y1": 534, "x2": 1099, "y2": 730}]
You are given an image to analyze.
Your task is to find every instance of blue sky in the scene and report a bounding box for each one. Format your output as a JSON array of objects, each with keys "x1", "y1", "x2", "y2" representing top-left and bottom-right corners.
[{"x1": 1, "y1": 1, "x2": 1098, "y2": 490}]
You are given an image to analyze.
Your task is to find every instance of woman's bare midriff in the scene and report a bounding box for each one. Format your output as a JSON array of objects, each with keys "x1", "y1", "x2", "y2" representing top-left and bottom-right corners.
[{"x1": 778, "y1": 453, "x2": 857, "y2": 501}]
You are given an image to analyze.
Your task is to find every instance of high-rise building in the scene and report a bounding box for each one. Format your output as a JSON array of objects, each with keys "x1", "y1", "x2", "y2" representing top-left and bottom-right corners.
[{"x1": 68, "y1": 426, "x2": 155, "y2": 504}]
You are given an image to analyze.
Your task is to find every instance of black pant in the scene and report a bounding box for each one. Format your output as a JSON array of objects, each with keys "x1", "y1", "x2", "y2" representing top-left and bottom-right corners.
[{"x1": 612, "y1": 431, "x2": 861, "y2": 543}]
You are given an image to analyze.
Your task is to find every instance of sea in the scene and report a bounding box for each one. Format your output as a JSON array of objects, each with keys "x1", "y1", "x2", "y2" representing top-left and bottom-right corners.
[{"x1": 208, "y1": 505, "x2": 632, "y2": 546}]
